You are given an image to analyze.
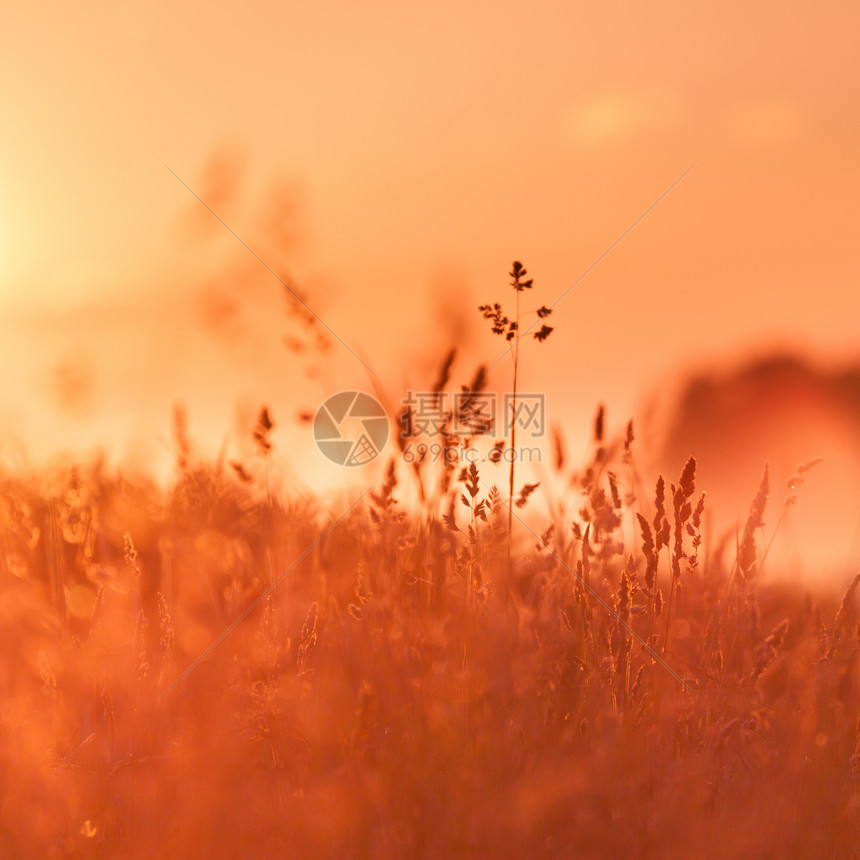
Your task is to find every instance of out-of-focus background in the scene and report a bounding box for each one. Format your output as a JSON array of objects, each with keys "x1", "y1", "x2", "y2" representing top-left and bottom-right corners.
[{"x1": 1, "y1": 1, "x2": 858, "y2": 580}]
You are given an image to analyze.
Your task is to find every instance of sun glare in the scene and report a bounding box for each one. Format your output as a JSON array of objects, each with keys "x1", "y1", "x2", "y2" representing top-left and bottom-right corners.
[
  {"x1": 0, "y1": 207, "x2": 9, "y2": 287},
  {"x1": 1, "y1": 1, "x2": 859, "y2": 856}
]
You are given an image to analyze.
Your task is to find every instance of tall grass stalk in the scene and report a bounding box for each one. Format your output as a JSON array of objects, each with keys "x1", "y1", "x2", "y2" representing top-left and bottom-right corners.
[{"x1": 480, "y1": 261, "x2": 554, "y2": 613}]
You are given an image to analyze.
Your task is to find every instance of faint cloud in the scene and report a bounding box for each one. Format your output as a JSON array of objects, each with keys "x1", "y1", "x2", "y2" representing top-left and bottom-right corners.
[
  {"x1": 196, "y1": 278, "x2": 243, "y2": 344},
  {"x1": 181, "y1": 142, "x2": 246, "y2": 239},
  {"x1": 560, "y1": 87, "x2": 681, "y2": 149},
  {"x1": 45, "y1": 351, "x2": 96, "y2": 416},
  {"x1": 430, "y1": 266, "x2": 475, "y2": 349},
  {"x1": 256, "y1": 179, "x2": 307, "y2": 258},
  {"x1": 723, "y1": 97, "x2": 804, "y2": 147}
]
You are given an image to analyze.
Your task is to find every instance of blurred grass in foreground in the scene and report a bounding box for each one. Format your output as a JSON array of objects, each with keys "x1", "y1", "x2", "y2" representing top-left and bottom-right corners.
[{"x1": 0, "y1": 408, "x2": 858, "y2": 860}]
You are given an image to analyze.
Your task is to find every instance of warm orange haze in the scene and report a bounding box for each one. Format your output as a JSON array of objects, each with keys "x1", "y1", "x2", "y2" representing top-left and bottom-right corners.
[{"x1": 1, "y1": 2, "x2": 860, "y2": 857}]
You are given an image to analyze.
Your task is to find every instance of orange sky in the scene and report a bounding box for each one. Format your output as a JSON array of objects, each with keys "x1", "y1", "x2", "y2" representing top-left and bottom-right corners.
[{"x1": 1, "y1": 0, "x2": 859, "y2": 493}]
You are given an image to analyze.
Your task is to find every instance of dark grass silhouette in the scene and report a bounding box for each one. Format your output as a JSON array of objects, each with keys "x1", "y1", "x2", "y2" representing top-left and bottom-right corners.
[
  {"x1": 654, "y1": 353, "x2": 860, "y2": 585},
  {"x1": 0, "y1": 400, "x2": 859, "y2": 859}
]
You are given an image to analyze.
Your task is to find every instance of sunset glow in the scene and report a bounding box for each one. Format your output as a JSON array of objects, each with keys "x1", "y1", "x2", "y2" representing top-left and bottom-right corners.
[
  {"x1": 0, "y1": 3, "x2": 856, "y2": 480},
  {"x1": 1, "y1": 2, "x2": 860, "y2": 856}
]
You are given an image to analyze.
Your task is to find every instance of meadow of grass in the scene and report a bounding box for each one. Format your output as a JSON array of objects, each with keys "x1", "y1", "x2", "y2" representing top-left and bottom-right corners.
[{"x1": 0, "y1": 394, "x2": 859, "y2": 860}]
